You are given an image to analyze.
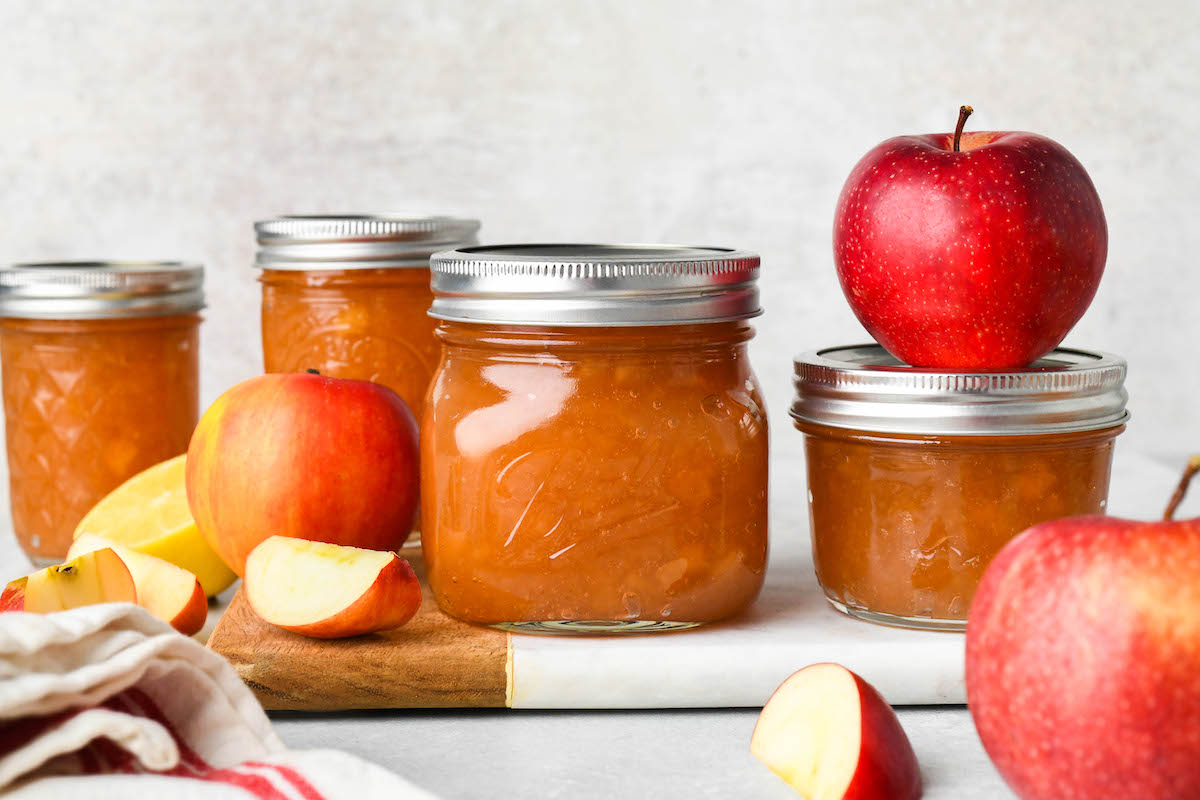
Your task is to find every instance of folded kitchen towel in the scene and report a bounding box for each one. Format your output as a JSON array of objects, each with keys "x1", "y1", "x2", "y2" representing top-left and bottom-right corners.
[{"x1": 0, "y1": 603, "x2": 437, "y2": 799}]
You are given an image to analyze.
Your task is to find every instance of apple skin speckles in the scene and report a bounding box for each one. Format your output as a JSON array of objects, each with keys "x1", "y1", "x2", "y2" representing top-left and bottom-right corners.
[
  {"x1": 966, "y1": 514, "x2": 1200, "y2": 800},
  {"x1": 833, "y1": 129, "x2": 1107, "y2": 369}
]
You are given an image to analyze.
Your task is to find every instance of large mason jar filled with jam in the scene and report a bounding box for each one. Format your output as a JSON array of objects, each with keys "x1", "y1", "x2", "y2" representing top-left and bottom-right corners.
[
  {"x1": 422, "y1": 244, "x2": 769, "y2": 633},
  {"x1": 791, "y1": 344, "x2": 1129, "y2": 631},
  {"x1": 256, "y1": 214, "x2": 480, "y2": 421},
  {"x1": 0, "y1": 262, "x2": 204, "y2": 565}
]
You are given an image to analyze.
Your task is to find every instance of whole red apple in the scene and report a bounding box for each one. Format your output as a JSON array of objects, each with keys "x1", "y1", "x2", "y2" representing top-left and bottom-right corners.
[
  {"x1": 966, "y1": 457, "x2": 1200, "y2": 800},
  {"x1": 186, "y1": 371, "x2": 419, "y2": 575},
  {"x1": 834, "y1": 106, "x2": 1107, "y2": 368}
]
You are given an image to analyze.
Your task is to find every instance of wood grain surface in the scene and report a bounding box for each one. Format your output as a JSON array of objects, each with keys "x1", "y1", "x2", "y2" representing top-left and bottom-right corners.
[{"x1": 207, "y1": 547, "x2": 511, "y2": 710}]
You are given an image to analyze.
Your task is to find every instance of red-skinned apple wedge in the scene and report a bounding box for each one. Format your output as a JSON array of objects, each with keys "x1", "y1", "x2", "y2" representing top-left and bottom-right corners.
[
  {"x1": 1, "y1": 577, "x2": 27, "y2": 611},
  {"x1": 68, "y1": 534, "x2": 207, "y2": 636},
  {"x1": 833, "y1": 106, "x2": 1106, "y2": 368},
  {"x1": 186, "y1": 371, "x2": 420, "y2": 575},
  {"x1": 13, "y1": 549, "x2": 138, "y2": 613},
  {"x1": 751, "y1": 663, "x2": 922, "y2": 800},
  {"x1": 966, "y1": 456, "x2": 1200, "y2": 800},
  {"x1": 243, "y1": 536, "x2": 421, "y2": 639}
]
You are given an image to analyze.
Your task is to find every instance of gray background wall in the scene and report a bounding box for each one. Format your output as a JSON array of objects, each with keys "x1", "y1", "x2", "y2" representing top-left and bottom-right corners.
[{"x1": 1, "y1": 0, "x2": 1197, "y2": 521}]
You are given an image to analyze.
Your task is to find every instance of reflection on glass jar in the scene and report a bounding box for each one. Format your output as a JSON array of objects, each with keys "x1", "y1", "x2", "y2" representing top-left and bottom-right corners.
[
  {"x1": 422, "y1": 245, "x2": 769, "y2": 633},
  {"x1": 792, "y1": 345, "x2": 1129, "y2": 631},
  {"x1": 255, "y1": 215, "x2": 479, "y2": 421},
  {"x1": 0, "y1": 262, "x2": 204, "y2": 565}
]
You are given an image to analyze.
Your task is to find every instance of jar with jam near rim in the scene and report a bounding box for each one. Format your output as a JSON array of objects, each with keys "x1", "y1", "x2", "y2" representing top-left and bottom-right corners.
[
  {"x1": 791, "y1": 344, "x2": 1129, "y2": 631},
  {"x1": 255, "y1": 214, "x2": 480, "y2": 422},
  {"x1": 0, "y1": 261, "x2": 204, "y2": 565},
  {"x1": 422, "y1": 244, "x2": 769, "y2": 634}
]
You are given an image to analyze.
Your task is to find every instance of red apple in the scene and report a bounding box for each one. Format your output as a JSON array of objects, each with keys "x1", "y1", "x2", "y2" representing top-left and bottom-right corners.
[
  {"x1": 187, "y1": 372, "x2": 419, "y2": 575},
  {"x1": 751, "y1": 663, "x2": 922, "y2": 800},
  {"x1": 833, "y1": 106, "x2": 1106, "y2": 368},
  {"x1": 243, "y1": 536, "x2": 421, "y2": 638},
  {"x1": 966, "y1": 457, "x2": 1200, "y2": 799}
]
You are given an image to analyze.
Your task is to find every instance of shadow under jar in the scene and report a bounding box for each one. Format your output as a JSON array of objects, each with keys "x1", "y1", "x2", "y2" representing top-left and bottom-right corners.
[
  {"x1": 256, "y1": 215, "x2": 480, "y2": 421},
  {"x1": 422, "y1": 245, "x2": 769, "y2": 634},
  {"x1": 0, "y1": 262, "x2": 204, "y2": 565},
  {"x1": 791, "y1": 345, "x2": 1129, "y2": 631}
]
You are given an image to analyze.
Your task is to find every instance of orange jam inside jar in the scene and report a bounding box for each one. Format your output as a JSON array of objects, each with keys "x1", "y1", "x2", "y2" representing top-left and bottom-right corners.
[
  {"x1": 791, "y1": 345, "x2": 1129, "y2": 631},
  {"x1": 0, "y1": 262, "x2": 204, "y2": 565},
  {"x1": 256, "y1": 215, "x2": 480, "y2": 421},
  {"x1": 422, "y1": 245, "x2": 769, "y2": 633}
]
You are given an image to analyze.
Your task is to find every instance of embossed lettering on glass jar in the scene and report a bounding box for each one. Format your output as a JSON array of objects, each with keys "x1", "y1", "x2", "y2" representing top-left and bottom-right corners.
[
  {"x1": 0, "y1": 262, "x2": 204, "y2": 565},
  {"x1": 791, "y1": 345, "x2": 1129, "y2": 631},
  {"x1": 423, "y1": 245, "x2": 769, "y2": 633},
  {"x1": 256, "y1": 215, "x2": 480, "y2": 421}
]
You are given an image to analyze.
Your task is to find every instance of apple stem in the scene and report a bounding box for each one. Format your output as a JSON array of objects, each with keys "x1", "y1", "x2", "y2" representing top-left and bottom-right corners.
[
  {"x1": 306, "y1": 368, "x2": 320, "y2": 375},
  {"x1": 1163, "y1": 455, "x2": 1200, "y2": 520},
  {"x1": 953, "y1": 105, "x2": 973, "y2": 152}
]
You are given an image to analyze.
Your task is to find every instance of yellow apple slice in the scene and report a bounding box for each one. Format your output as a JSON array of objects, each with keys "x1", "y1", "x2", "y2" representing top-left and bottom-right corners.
[
  {"x1": 73, "y1": 454, "x2": 236, "y2": 597},
  {"x1": 751, "y1": 663, "x2": 922, "y2": 800},
  {"x1": 244, "y1": 536, "x2": 421, "y2": 639},
  {"x1": 23, "y1": 548, "x2": 137, "y2": 613},
  {"x1": 68, "y1": 534, "x2": 207, "y2": 636}
]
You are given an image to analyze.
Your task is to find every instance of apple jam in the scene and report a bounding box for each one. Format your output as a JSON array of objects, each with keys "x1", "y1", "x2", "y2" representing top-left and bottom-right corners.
[
  {"x1": 260, "y1": 268, "x2": 438, "y2": 418},
  {"x1": 0, "y1": 262, "x2": 204, "y2": 565},
  {"x1": 255, "y1": 215, "x2": 480, "y2": 421},
  {"x1": 792, "y1": 345, "x2": 1129, "y2": 631},
  {"x1": 422, "y1": 245, "x2": 768, "y2": 633}
]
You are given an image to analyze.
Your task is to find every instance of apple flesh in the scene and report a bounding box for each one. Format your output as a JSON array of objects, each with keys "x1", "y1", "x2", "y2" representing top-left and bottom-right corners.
[
  {"x1": 68, "y1": 534, "x2": 207, "y2": 636},
  {"x1": 751, "y1": 663, "x2": 922, "y2": 800},
  {"x1": 12, "y1": 549, "x2": 138, "y2": 613},
  {"x1": 833, "y1": 106, "x2": 1106, "y2": 368},
  {"x1": 967, "y1": 511, "x2": 1200, "y2": 800},
  {"x1": 244, "y1": 536, "x2": 421, "y2": 639},
  {"x1": 186, "y1": 371, "x2": 420, "y2": 576}
]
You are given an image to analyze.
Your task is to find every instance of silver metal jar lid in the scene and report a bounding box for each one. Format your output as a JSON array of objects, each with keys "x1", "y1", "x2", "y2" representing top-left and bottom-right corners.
[
  {"x1": 791, "y1": 344, "x2": 1129, "y2": 436},
  {"x1": 0, "y1": 261, "x2": 205, "y2": 320},
  {"x1": 255, "y1": 214, "x2": 481, "y2": 270},
  {"x1": 429, "y1": 244, "x2": 761, "y2": 326}
]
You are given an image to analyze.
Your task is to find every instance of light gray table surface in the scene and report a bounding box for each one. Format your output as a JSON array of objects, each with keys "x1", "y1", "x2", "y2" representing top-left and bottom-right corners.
[{"x1": 270, "y1": 705, "x2": 1010, "y2": 799}]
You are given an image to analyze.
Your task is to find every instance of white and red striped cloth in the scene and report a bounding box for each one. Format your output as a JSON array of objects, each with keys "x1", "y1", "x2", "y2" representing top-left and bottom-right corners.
[{"x1": 0, "y1": 603, "x2": 436, "y2": 799}]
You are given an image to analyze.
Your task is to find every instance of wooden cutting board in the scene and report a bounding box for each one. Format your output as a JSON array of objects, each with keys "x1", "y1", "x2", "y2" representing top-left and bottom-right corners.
[{"x1": 207, "y1": 546, "x2": 511, "y2": 710}]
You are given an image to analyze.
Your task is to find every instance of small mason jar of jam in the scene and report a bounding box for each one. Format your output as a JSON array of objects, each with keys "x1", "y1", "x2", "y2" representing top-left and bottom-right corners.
[
  {"x1": 422, "y1": 244, "x2": 769, "y2": 633},
  {"x1": 0, "y1": 262, "x2": 204, "y2": 565},
  {"x1": 256, "y1": 214, "x2": 480, "y2": 421},
  {"x1": 791, "y1": 344, "x2": 1129, "y2": 631}
]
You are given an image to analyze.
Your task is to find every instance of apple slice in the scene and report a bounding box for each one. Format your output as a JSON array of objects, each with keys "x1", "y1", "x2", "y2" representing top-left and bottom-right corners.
[
  {"x1": 244, "y1": 536, "x2": 421, "y2": 639},
  {"x1": 751, "y1": 663, "x2": 922, "y2": 800},
  {"x1": 68, "y1": 534, "x2": 207, "y2": 636},
  {"x1": 1, "y1": 576, "x2": 27, "y2": 611},
  {"x1": 21, "y1": 548, "x2": 138, "y2": 613}
]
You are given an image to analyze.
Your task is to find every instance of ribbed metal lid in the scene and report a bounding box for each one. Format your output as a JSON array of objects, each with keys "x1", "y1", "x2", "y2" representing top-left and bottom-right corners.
[
  {"x1": 0, "y1": 261, "x2": 205, "y2": 320},
  {"x1": 429, "y1": 244, "x2": 761, "y2": 326},
  {"x1": 792, "y1": 344, "x2": 1129, "y2": 436},
  {"x1": 255, "y1": 214, "x2": 480, "y2": 270}
]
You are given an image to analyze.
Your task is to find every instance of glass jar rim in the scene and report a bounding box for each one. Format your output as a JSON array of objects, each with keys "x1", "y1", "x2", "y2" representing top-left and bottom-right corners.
[
  {"x1": 254, "y1": 214, "x2": 480, "y2": 271},
  {"x1": 0, "y1": 261, "x2": 204, "y2": 320},
  {"x1": 429, "y1": 243, "x2": 761, "y2": 326},
  {"x1": 791, "y1": 343, "x2": 1129, "y2": 436}
]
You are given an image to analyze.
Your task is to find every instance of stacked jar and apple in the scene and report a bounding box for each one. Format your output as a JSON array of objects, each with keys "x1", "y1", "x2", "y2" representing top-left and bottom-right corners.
[{"x1": 796, "y1": 107, "x2": 1124, "y2": 632}]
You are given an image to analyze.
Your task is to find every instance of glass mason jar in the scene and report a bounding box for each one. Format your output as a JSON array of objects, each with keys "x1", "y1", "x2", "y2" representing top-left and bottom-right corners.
[
  {"x1": 0, "y1": 262, "x2": 204, "y2": 565},
  {"x1": 256, "y1": 215, "x2": 480, "y2": 422},
  {"x1": 791, "y1": 345, "x2": 1129, "y2": 631},
  {"x1": 422, "y1": 245, "x2": 769, "y2": 633}
]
